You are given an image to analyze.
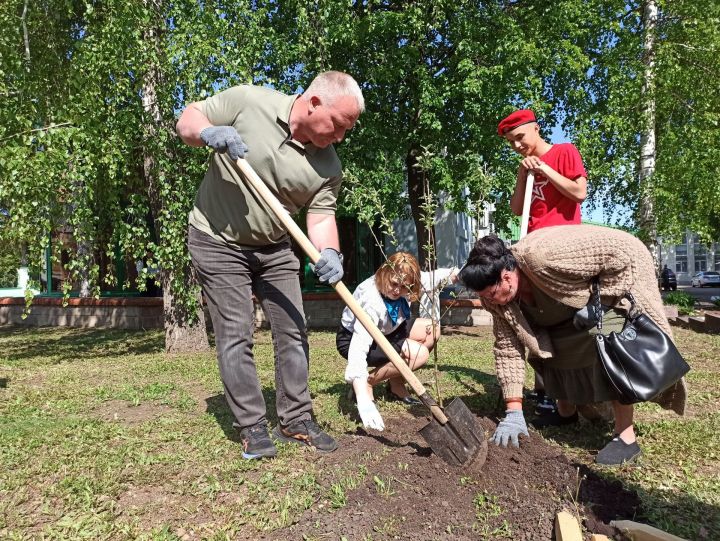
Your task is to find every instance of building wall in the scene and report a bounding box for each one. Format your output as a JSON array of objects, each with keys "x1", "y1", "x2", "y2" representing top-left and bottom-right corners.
[
  {"x1": 0, "y1": 297, "x2": 164, "y2": 329},
  {"x1": 387, "y1": 196, "x2": 491, "y2": 268},
  {"x1": 658, "y1": 232, "x2": 720, "y2": 284}
]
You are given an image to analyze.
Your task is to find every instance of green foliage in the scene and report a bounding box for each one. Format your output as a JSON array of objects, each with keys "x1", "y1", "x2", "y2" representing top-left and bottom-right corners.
[
  {"x1": 663, "y1": 290, "x2": 696, "y2": 314},
  {"x1": 473, "y1": 490, "x2": 513, "y2": 537},
  {"x1": 0, "y1": 1, "x2": 274, "y2": 332},
  {"x1": 568, "y1": 0, "x2": 720, "y2": 239},
  {"x1": 2, "y1": 0, "x2": 717, "y2": 338},
  {"x1": 0, "y1": 228, "x2": 20, "y2": 288},
  {"x1": 295, "y1": 0, "x2": 607, "y2": 238},
  {"x1": 0, "y1": 257, "x2": 19, "y2": 289}
]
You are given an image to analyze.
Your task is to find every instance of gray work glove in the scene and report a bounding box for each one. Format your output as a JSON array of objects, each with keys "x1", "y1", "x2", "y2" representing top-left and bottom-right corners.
[
  {"x1": 313, "y1": 248, "x2": 344, "y2": 285},
  {"x1": 491, "y1": 409, "x2": 529, "y2": 448},
  {"x1": 199, "y1": 126, "x2": 248, "y2": 160}
]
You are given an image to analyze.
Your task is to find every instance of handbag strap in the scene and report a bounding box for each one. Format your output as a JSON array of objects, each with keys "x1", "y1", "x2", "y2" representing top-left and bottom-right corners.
[
  {"x1": 591, "y1": 277, "x2": 638, "y2": 333},
  {"x1": 625, "y1": 291, "x2": 639, "y2": 317},
  {"x1": 591, "y1": 278, "x2": 603, "y2": 331}
]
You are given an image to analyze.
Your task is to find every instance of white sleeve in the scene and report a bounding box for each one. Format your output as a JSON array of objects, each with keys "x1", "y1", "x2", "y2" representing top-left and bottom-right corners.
[
  {"x1": 344, "y1": 309, "x2": 379, "y2": 382},
  {"x1": 419, "y1": 267, "x2": 459, "y2": 320}
]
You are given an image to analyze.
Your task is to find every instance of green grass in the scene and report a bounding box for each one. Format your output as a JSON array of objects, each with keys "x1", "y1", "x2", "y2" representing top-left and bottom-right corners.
[
  {"x1": 0, "y1": 326, "x2": 718, "y2": 539},
  {"x1": 663, "y1": 291, "x2": 697, "y2": 315}
]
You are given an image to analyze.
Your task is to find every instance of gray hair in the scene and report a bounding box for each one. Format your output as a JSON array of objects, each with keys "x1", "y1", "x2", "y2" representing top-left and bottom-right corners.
[{"x1": 303, "y1": 71, "x2": 365, "y2": 112}]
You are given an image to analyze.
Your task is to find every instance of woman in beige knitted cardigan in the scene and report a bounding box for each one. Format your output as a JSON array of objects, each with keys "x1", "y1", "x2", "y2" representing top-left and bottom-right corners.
[{"x1": 458, "y1": 224, "x2": 687, "y2": 465}]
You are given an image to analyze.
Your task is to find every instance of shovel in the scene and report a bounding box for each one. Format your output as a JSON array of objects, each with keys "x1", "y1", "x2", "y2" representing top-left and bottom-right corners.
[
  {"x1": 233, "y1": 158, "x2": 487, "y2": 467},
  {"x1": 520, "y1": 171, "x2": 534, "y2": 239}
]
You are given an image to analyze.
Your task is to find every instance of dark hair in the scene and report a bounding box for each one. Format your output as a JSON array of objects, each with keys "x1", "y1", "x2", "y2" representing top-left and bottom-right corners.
[{"x1": 458, "y1": 235, "x2": 517, "y2": 291}]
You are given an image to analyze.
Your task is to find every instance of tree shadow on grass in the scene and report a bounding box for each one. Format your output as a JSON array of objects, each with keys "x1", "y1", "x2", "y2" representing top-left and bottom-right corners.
[
  {"x1": 0, "y1": 327, "x2": 164, "y2": 363},
  {"x1": 431, "y1": 364, "x2": 506, "y2": 416},
  {"x1": 572, "y1": 461, "x2": 720, "y2": 539},
  {"x1": 324, "y1": 364, "x2": 503, "y2": 428},
  {"x1": 205, "y1": 387, "x2": 280, "y2": 442},
  {"x1": 631, "y1": 482, "x2": 719, "y2": 539},
  {"x1": 324, "y1": 380, "x2": 440, "y2": 428},
  {"x1": 531, "y1": 417, "x2": 615, "y2": 453}
]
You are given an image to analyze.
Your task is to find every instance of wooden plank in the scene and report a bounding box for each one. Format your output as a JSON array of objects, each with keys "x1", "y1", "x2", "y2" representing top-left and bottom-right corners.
[
  {"x1": 555, "y1": 511, "x2": 583, "y2": 541},
  {"x1": 610, "y1": 520, "x2": 689, "y2": 541},
  {"x1": 590, "y1": 535, "x2": 611, "y2": 541}
]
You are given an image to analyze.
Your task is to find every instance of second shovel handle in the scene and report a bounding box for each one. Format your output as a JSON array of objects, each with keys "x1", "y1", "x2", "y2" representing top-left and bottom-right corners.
[{"x1": 519, "y1": 171, "x2": 534, "y2": 239}]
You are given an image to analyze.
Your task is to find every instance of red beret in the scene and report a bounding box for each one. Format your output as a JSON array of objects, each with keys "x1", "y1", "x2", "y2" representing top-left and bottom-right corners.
[{"x1": 497, "y1": 109, "x2": 537, "y2": 136}]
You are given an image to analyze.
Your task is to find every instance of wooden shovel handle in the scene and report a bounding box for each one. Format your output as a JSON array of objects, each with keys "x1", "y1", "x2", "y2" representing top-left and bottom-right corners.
[
  {"x1": 234, "y1": 158, "x2": 448, "y2": 424},
  {"x1": 519, "y1": 171, "x2": 534, "y2": 239}
]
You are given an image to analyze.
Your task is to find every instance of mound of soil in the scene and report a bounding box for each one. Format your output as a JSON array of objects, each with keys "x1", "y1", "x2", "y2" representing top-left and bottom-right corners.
[{"x1": 263, "y1": 414, "x2": 637, "y2": 540}]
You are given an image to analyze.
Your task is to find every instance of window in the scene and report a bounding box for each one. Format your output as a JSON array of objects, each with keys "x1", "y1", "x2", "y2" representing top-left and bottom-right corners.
[
  {"x1": 714, "y1": 243, "x2": 720, "y2": 271},
  {"x1": 675, "y1": 243, "x2": 687, "y2": 273},
  {"x1": 694, "y1": 237, "x2": 708, "y2": 272},
  {"x1": 294, "y1": 217, "x2": 382, "y2": 292}
]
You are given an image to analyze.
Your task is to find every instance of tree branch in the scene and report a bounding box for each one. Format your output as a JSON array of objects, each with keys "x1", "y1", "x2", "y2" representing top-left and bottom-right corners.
[{"x1": 0, "y1": 122, "x2": 73, "y2": 143}]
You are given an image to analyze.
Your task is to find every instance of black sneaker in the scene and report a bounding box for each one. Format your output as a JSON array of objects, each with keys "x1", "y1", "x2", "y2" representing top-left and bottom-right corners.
[
  {"x1": 596, "y1": 436, "x2": 642, "y2": 465},
  {"x1": 239, "y1": 422, "x2": 277, "y2": 460},
  {"x1": 530, "y1": 410, "x2": 579, "y2": 429},
  {"x1": 535, "y1": 395, "x2": 558, "y2": 415},
  {"x1": 273, "y1": 419, "x2": 338, "y2": 453}
]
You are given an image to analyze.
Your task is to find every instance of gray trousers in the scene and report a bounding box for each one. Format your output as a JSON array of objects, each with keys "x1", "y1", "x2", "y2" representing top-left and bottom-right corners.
[{"x1": 188, "y1": 226, "x2": 313, "y2": 429}]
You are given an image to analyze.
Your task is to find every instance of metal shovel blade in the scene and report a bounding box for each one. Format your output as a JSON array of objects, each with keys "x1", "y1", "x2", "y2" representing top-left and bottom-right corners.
[{"x1": 418, "y1": 398, "x2": 487, "y2": 467}]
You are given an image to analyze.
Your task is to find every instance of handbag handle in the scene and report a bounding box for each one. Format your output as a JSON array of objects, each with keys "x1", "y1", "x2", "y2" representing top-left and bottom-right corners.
[
  {"x1": 591, "y1": 278, "x2": 638, "y2": 333},
  {"x1": 591, "y1": 278, "x2": 604, "y2": 331}
]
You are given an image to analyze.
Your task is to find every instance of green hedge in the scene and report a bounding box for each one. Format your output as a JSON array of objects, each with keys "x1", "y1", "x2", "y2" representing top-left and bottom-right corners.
[{"x1": 663, "y1": 291, "x2": 696, "y2": 315}]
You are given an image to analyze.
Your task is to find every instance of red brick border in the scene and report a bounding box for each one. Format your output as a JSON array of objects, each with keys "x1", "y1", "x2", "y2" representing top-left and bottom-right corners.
[{"x1": 0, "y1": 296, "x2": 163, "y2": 307}]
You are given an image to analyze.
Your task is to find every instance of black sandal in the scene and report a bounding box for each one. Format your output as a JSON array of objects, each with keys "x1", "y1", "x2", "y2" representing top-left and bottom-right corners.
[{"x1": 386, "y1": 383, "x2": 421, "y2": 405}]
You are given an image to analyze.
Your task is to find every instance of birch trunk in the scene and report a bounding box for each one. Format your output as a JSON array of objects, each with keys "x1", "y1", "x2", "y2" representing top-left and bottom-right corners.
[
  {"x1": 637, "y1": 0, "x2": 659, "y2": 270},
  {"x1": 140, "y1": 7, "x2": 209, "y2": 353}
]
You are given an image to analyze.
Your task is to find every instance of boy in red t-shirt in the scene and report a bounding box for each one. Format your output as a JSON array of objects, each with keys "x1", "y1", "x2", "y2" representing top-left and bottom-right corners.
[
  {"x1": 498, "y1": 109, "x2": 588, "y2": 422},
  {"x1": 498, "y1": 109, "x2": 587, "y2": 233}
]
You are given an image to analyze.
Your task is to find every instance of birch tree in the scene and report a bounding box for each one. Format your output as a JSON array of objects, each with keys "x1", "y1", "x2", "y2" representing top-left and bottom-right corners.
[
  {"x1": 570, "y1": 0, "x2": 720, "y2": 242},
  {"x1": 0, "y1": 1, "x2": 272, "y2": 351},
  {"x1": 637, "y1": 0, "x2": 659, "y2": 263}
]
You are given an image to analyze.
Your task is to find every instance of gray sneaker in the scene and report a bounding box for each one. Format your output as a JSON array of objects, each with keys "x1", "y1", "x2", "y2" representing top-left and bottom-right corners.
[
  {"x1": 273, "y1": 419, "x2": 338, "y2": 453},
  {"x1": 239, "y1": 422, "x2": 277, "y2": 460},
  {"x1": 595, "y1": 436, "x2": 642, "y2": 465}
]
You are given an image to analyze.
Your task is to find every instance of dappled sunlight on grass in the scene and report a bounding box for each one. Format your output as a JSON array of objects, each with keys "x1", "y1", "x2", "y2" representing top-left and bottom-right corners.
[
  {"x1": 0, "y1": 326, "x2": 717, "y2": 539},
  {"x1": 0, "y1": 327, "x2": 164, "y2": 366}
]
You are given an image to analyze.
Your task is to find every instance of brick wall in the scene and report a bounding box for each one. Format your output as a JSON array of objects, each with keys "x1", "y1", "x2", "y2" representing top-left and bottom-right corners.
[
  {"x1": 0, "y1": 294, "x2": 490, "y2": 330},
  {"x1": 0, "y1": 297, "x2": 164, "y2": 330}
]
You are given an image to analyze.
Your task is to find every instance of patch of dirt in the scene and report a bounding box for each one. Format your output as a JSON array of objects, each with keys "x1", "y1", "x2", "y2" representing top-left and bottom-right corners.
[
  {"x1": 93, "y1": 400, "x2": 174, "y2": 425},
  {"x1": 176, "y1": 383, "x2": 217, "y2": 414},
  {"x1": 262, "y1": 413, "x2": 637, "y2": 540},
  {"x1": 116, "y1": 485, "x2": 203, "y2": 531}
]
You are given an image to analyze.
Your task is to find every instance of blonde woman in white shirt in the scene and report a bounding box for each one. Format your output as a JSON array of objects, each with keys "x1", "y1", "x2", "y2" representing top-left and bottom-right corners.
[{"x1": 336, "y1": 252, "x2": 458, "y2": 431}]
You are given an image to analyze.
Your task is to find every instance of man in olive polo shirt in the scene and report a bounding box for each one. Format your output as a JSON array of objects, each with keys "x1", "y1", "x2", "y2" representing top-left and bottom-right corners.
[{"x1": 176, "y1": 71, "x2": 364, "y2": 459}]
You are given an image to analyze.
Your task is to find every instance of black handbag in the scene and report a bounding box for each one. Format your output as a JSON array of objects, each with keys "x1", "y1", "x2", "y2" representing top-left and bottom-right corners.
[{"x1": 592, "y1": 279, "x2": 690, "y2": 405}]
